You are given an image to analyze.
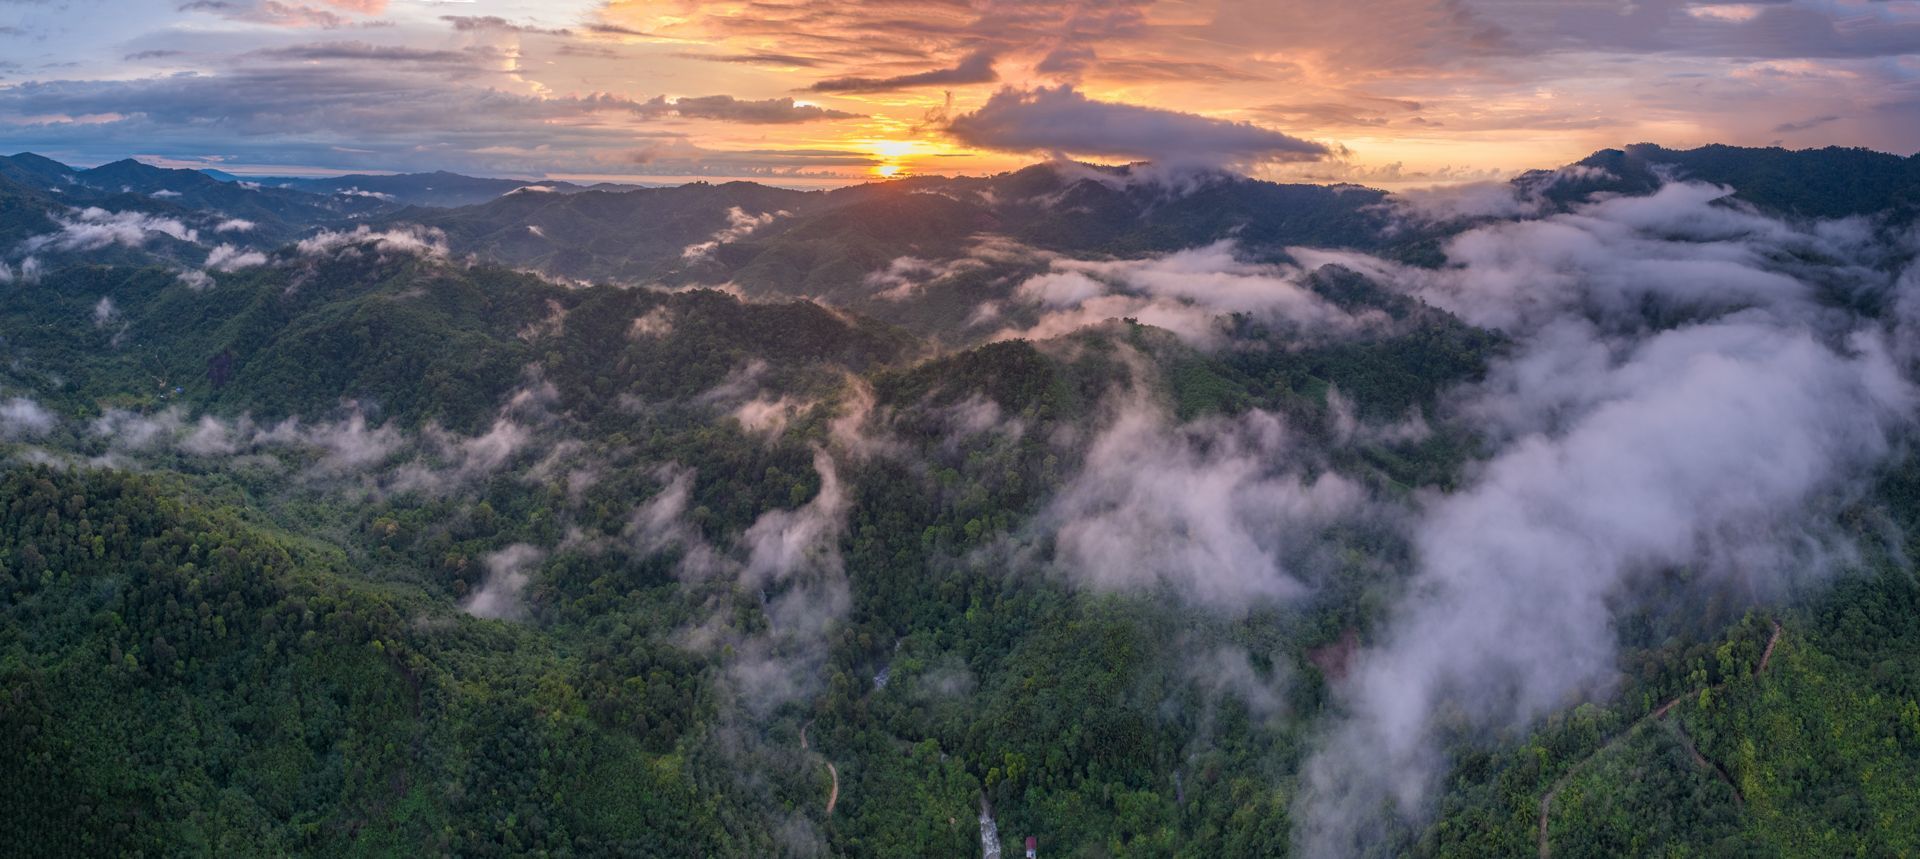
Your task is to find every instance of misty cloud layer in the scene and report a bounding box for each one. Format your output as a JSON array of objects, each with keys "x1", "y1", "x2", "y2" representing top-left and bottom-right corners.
[
  {"x1": 628, "y1": 395, "x2": 882, "y2": 719},
  {"x1": 1043, "y1": 385, "x2": 1364, "y2": 608},
  {"x1": 991, "y1": 240, "x2": 1377, "y2": 348},
  {"x1": 296, "y1": 225, "x2": 449, "y2": 259},
  {"x1": 20, "y1": 207, "x2": 198, "y2": 254},
  {"x1": 0, "y1": 397, "x2": 56, "y2": 440},
  {"x1": 462, "y1": 543, "x2": 547, "y2": 620},
  {"x1": 1290, "y1": 180, "x2": 1920, "y2": 855},
  {"x1": 682, "y1": 207, "x2": 786, "y2": 261}
]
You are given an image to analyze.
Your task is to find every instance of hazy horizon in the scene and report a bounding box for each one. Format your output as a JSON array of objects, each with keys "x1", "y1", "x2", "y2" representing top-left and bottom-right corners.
[
  {"x1": 19, "y1": 140, "x2": 1910, "y2": 194},
  {"x1": 2, "y1": 1, "x2": 1915, "y2": 185}
]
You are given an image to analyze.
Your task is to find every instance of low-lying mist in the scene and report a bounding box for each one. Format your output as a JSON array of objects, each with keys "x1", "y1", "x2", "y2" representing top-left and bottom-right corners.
[
  {"x1": 6, "y1": 163, "x2": 1920, "y2": 855},
  {"x1": 1289, "y1": 182, "x2": 1918, "y2": 854}
]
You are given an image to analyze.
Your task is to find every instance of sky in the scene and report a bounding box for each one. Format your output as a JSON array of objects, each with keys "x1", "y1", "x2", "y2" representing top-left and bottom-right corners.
[{"x1": 0, "y1": 0, "x2": 1916, "y2": 187}]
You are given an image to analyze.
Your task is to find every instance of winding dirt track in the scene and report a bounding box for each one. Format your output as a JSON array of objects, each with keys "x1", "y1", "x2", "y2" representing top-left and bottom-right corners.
[
  {"x1": 1757, "y1": 620, "x2": 1783, "y2": 673},
  {"x1": 826, "y1": 761, "x2": 839, "y2": 815},
  {"x1": 1660, "y1": 718, "x2": 1744, "y2": 805},
  {"x1": 1537, "y1": 620, "x2": 1782, "y2": 859},
  {"x1": 801, "y1": 721, "x2": 840, "y2": 816}
]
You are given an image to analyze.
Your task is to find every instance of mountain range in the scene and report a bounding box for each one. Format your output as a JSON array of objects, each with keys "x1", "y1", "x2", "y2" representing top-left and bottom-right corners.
[{"x1": 3, "y1": 143, "x2": 1920, "y2": 857}]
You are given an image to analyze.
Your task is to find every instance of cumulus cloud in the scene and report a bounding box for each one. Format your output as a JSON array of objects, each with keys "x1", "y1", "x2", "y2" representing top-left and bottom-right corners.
[
  {"x1": 1292, "y1": 179, "x2": 1920, "y2": 855},
  {"x1": 946, "y1": 85, "x2": 1330, "y2": 168},
  {"x1": 214, "y1": 218, "x2": 256, "y2": 233}
]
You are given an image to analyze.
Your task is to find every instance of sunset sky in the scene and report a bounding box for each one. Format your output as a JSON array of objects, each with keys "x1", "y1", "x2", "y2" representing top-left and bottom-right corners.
[{"x1": 1, "y1": 0, "x2": 1916, "y2": 187}]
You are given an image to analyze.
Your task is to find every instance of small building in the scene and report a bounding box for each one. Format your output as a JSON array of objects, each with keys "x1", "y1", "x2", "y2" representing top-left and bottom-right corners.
[{"x1": 1024, "y1": 836, "x2": 1037, "y2": 858}]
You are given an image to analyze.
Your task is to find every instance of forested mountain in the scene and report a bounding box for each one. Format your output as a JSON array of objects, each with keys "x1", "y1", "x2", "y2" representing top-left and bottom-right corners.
[
  {"x1": 4, "y1": 144, "x2": 1920, "y2": 857},
  {"x1": 0, "y1": 154, "x2": 393, "y2": 237},
  {"x1": 1547, "y1": 144, "x2": 1920, "y2": 220}
]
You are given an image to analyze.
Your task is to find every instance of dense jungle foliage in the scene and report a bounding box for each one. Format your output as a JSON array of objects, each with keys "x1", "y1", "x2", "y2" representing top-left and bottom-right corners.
[{"x1": 4, "y1": 144, "x2": 1920, "y2": 857}]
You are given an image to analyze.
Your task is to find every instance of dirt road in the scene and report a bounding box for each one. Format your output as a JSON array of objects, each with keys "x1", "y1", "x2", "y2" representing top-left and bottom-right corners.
[
  {"x1": 1537, "y1": 621, "x2": 1783, "y2": 858},
  {"x1": 801, "y1": 721, "x2": 839, "y2": 816}
]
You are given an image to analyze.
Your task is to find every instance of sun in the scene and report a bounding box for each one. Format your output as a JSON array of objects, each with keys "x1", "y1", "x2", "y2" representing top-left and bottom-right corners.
[{"x1": 864, "y1": 139, "x2": 927, "y2": 179}]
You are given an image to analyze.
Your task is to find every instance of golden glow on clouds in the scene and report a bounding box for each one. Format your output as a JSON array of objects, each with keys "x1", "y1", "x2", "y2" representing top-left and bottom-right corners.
[
  {"x1": 1686, "y1": 4, "x2": 1765, "y2": 23},
  {"x1": 0, "y1": 0, "x2": 1911, "y2": 182},
  {"x1": 575, "y1": 0, "x2": 1638, "y2": 183}
]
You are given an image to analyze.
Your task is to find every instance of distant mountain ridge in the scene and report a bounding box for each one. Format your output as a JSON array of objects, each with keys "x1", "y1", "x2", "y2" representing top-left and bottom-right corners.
[
  {"x1": 0, "y1": 152, "x2": 392, "y2": 250},
  {"x1": 1529, "y1": 143, "x2": 1920, "y2": 219},
  {"x1": 4, "y1": 139, "x2": 1920, "y2": 859},
  {"x1": 5, "y1": 143, "x2": 1914, "y2": 324},
  {"x1": 252, "y1": 171, "x2": 651, "y2": 208}
]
